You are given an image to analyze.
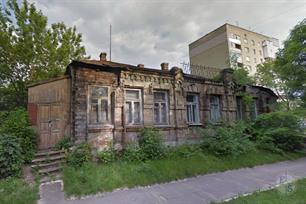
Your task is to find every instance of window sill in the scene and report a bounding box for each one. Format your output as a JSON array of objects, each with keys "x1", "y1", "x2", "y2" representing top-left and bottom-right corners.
[
  {"x1": 88, "y1": 124, "x2": 114, "y2": 129},
  {"x1": 153, "y1": 124, "x2": 175, "y2": 128},
  {"x1": 187, "y1": 123, "x2": 203, "y2": 126},
  {"x1": 125, "y1": 124, "x2": 144, "y2": 128}
]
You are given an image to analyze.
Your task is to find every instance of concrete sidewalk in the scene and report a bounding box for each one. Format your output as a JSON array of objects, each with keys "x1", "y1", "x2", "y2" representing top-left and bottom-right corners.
[{"x1": 38, "y1": 157, "x2": 306, "y2": 204}]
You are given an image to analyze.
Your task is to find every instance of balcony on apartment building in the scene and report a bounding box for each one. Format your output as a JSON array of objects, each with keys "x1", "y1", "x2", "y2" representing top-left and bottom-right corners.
[
  {"x1": 262, "y1": 39, "x2": 279, "y2": 59},
  {"x1": 229, "y1": 37, "x2": 242, "y2": 53}
]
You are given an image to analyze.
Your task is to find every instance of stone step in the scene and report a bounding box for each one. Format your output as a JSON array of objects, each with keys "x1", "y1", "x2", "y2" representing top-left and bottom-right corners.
[
  {"x1": 38, "y1": 165, "x2": 62, "y2": 175},
  {"x1": 40, "y1": 173, "x2": 62, "y2": 183},
  {"x1": 31, "y1": 160, "x2": 64, "y2": 169},
  {"x1": 32, "y1": 154, "x2": 65, "y2": 164},
  {"x1": 35, "y1": 149, "x2": 65, "y2": 157}
]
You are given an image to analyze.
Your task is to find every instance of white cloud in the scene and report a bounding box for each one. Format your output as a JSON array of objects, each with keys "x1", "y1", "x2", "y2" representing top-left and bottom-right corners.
[{"x1": 30, "y1": 0, "x2": 305, "y2": 69}]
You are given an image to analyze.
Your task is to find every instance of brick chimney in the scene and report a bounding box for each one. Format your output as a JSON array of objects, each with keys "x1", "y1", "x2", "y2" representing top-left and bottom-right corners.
[
  {"x1": 99, "y1": 52, "x2": 107, "y2": 61},
  {"x1": 161, "y1": 62, "x2": 169, "y2": 71},
  {"x1": 137, "y1": 64, "x2": 144, "y2": 68}
]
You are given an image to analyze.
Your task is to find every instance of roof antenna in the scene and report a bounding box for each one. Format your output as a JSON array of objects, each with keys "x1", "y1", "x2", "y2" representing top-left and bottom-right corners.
[{"x1": 109, "y1": 24, "x2": 112, "y2": 61}]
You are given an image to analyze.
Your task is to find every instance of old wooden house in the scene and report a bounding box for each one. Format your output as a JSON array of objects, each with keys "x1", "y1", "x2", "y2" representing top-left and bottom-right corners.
[{"x1": 27, "y1": 53, "x2": 277, "y2": 151}]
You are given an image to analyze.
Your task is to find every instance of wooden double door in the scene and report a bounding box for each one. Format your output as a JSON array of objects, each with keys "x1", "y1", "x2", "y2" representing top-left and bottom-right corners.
[{"x1": 38, "y1": 104, "x2": 63, "y2": 149}]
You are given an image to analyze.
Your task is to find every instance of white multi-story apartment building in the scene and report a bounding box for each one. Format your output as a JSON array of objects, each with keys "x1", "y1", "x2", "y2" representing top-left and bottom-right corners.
[{"x1": 189, "y1": 23, "x2": 279, "y2": 77}]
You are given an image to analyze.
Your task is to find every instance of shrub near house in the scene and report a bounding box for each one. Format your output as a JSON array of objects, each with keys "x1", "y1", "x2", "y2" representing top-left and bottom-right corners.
[
  {"x1": 0, "y1": 108, "x2": 37, "y2": 178},
  {"x1": 63, "y1": 123, "x2": 305, "y2": 196},
  {"x1": 200, "y1": 122, "x2": 255, "y2": 157},
  {"x1": 253, "y1": 111, "x2": 305, "y2": 152},
  {"x1": 0, "y1": 134, "x2": 23, "y2": 179},
  {"x1": 0, "y1": 109, "x2": 37, "y2": 163}
]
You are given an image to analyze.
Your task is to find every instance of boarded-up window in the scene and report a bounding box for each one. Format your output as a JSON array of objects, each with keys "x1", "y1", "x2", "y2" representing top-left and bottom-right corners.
[
  {"x1": 27, "y1": 103, "x2": 37, "y2": 125},
  {"x1": 186, "y1": 94, "x2": 200, "y2": 124},
  {"x1": 210, "y1": 95, "x2": 221, "y2": 122},
  {"x1": 125, "y1": 89, "x2": 142, "y2": 125},
  {"x1": 89, "y1": 86, "x2": 109, "y2": 124},
  {"x1": 154, "y1": 91, "x2": 168, "y2": 125}
]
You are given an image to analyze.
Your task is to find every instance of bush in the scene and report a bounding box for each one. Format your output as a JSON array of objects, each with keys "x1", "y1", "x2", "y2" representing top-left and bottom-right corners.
[
  {"x1": 253, "y1": 112, "x2": 304, "y2": 151},
  {"x1": 54, "y1": 136, "x2": 71, "y2": 150},
  {"x1": 0, "y1": 134, "x2": 23, "y2": 178},
  {"x1": 255, "y1": 136, "x2": 284, "y2": 154},
  {"x1": 200, "y1": 122, "x2": 255, "y2": 157},
  {"x1": 66, "y1": 143, "x2": 91, "y2": 168},
  {"x1": 97, "y1": 148, "x2": 116, "y2": 164},
  {"x1": 0, "y1": 109, "x2": 37, "y2": 163},
  {"x1": 167, "y1": 144, "x2": 202, "y2": 159},
  {"x1": 122, "y1": 143, "x2": 144, "y2": 162},
  {"x1": 138, "y1": 128, "x2": 166, "y2": 160}
]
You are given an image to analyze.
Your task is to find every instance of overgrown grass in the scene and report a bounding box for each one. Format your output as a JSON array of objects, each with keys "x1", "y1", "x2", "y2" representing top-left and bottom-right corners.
[
  {"x1": 0, "y1": 177, "x2": 38, "y2": 204},
  {"x1": 63, "y1": 149, "x2": 305, "y2": 196},
  {"x1": 223, "y1": 178, "x2": 306, "y2": 204}
]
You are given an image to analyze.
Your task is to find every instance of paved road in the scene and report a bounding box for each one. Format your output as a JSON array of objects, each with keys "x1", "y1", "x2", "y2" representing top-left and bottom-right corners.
[{"x1": 38, "y1": 157, "x2": 306, "y2": 204}]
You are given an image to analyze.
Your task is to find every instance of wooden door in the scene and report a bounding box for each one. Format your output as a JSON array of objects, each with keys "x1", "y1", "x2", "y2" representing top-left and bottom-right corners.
[{"x1": 38, "y1": 104, "x2": 63, "y2": 149}]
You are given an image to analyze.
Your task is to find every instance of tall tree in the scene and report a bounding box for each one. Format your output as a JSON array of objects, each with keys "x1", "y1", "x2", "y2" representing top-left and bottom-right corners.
[
  {"x1": 275, "y1": 19, "x2": 306, "y2": 106},
  {"x1": 256, "y1": 19, "x2": 306, "y2": 110},
  {"x1": 0, "y1": 0, "x2": 87, "y2": 109},
  {"x1": 256, "y1": 60, "x2": 293, "y2": 110}
]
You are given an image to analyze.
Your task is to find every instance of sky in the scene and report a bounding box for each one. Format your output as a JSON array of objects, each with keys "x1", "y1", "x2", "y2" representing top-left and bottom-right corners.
[{"x1": 27, "y1": 0, "x2": 306, "y2": 69}]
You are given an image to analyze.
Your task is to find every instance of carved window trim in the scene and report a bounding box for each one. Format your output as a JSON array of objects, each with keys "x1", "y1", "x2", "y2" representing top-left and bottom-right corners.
[
  {"x1": 153, "y1": 90, "x2": 169, "y2": 125},
  {"x1": 125, "y1": 89, "x2": 143, "y2": 126},
  {"x1": 210, "y1": 95, "x2": 221, "y2": 123},
  {"x1": 87, "y1": 85, "x2": 111, "y2": 127},
  {"x1": 186, "y1": 93, "x2": 200, "y2": 125}
]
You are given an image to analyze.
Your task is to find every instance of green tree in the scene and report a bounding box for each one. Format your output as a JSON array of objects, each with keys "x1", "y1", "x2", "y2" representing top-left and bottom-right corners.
[
  {"x1": 275, "y1": 19, "x2": 306, "y2": 107},
  {"x1": 256, "y1": 60, "x2": 293, "y2": 110},
  {"x1": 256, "y1": 19, "x2": 306, "y2": 110},
  {"x1": 229, "y1": 52, "x2": 255, "y2": 86},
  {"x1": 0, "y1": 0, "x2": 87, "y2": 109}
]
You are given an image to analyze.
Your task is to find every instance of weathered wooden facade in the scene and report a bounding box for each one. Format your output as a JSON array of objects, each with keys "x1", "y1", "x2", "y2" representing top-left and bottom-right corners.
[
  {"x1": 28, "y1": 76, "x2": 71, "y2": 149},
  {"x1": 28, "y1": 53, "x2": 277, "y2": 150}
]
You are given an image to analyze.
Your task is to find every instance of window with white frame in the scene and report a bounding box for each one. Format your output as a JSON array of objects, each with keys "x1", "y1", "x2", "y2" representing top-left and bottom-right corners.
[
  {"x1": 89, "y1": 86, "x2": 109, "y2": 124},
  {"x1": 153, "y1": 91, "x2": 169, "y2": 125},
  {"x1": 125, "y1": 89, "x2": 142, "y2": 125},
  {"x1": 246, "y1": 56, "x2": 250, "y2": 62},
  {"x1": 186, "y1": 94, "x2": 200, "y2": 124},
  {"x1": 210, "y1": 95, "x2": 221, "y2": 122}
]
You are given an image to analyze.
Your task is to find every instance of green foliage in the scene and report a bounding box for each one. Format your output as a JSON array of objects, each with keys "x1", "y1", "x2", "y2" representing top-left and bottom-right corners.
[
  {"x1": 275, "y1": 19, "x2": 306, "y2": 106},
  {"x1": 0, "y1": 134, "x2": 23, "y2": 178},
  {"x1": 256, "y1": 60, "x2": 292, "y2": 110},
  {"x1": 255, "y1": 136, "x2": 284, "y2": 154},
  {"x1": 223, "y1": 178, "x2": 306, "y2": 204},
  {"x1": 0, "y1": 177, "x2": 38, "y2": 204},
  {"x1": 0, "y1": 108, "x2": 37, "y2": 163},
  {"x1": 256, "y1": 20, "x2": 306, "y2": 109},
  {"x1": 200, "y1": 122, "x2": 255, "y2": 157},
  {"x1": 253, "y1": 112, "x2": 304, "y2": 151},
  {"x1": 167, "y1": 144, "x2": 202, "y2": 159},
  {"x1": 138, "y1": 128, "x2": 166, "y2": 160},
  {"x1": 122, "y1": 143, "x2": 144, "y2": 162},
  {"x1": 0, "y1": 0, "x2": 87, "y2": 110},
  {"x1": 63, "y1": 149, "x2": 304, "y2": 196},
  {"x1": 66, "y1": 143, "x2": 91, "y2": 168},
  {"x1": 233, "y1": 67, "x2": 254, "y2": 86},
  {"x1": 240, "y1": 93, "x2": 254, "y2": 107},
  {"x1": 54, "y1": 136, "x2": 71, "y2": 150},
  {"x1": 97, "y1": 148, "x2": 116, "y2": 164}
]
